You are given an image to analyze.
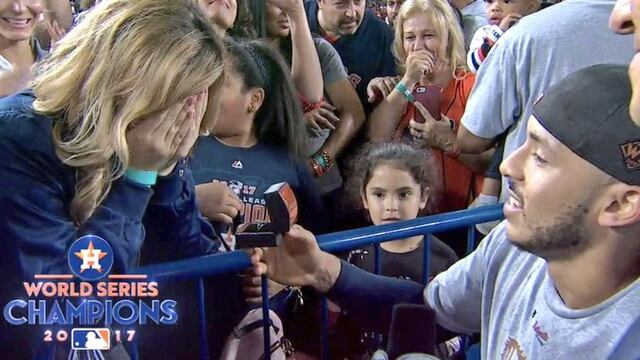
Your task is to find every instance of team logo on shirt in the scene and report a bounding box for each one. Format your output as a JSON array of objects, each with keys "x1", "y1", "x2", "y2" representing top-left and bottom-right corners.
[
  {"x1": 501, "y1": 337, "x2": 527, "y2": 360},
  {"x1": 620, "y1": 139, "x2": 640, "y2": 170},
  {"x1": 232, "y1": 160, "x2": 244, "y2": 170},
  {"x1": 532, "y1": 320, "x2": 550, "y2": 345}
]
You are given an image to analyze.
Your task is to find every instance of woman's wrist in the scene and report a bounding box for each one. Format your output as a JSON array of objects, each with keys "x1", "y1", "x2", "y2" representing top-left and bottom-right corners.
[
  {"x1": 395, "y1": 81, "x2": 415, "y2": 103},
  {"x1": 400, "y1": 75, "x2": 419, "y2": 91},
  {"x1": 310, "y1": 149, "x2": 334, "y2": 177},
  {"x1": 125, "y1": 168, "x2": 158, "y2": 186}
]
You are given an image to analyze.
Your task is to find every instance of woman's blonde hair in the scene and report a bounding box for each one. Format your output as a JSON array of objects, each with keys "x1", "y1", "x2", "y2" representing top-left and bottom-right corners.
[
  {"x1": 32, "y1": 0, "x2": 225, "y2": 225},
  {"x1": 392, "y1": 0, "x2": 467, "y2": 78}
]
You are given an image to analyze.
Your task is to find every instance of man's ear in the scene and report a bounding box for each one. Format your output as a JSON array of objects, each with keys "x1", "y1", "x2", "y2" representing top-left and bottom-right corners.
[{"x1": 598, "y1": 184, "x2": 640, "y2": 227}]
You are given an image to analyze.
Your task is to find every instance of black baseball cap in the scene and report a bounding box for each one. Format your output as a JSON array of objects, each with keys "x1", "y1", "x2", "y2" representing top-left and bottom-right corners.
[{"x1": 532, "y1": 64, "x2": 640, "y2": 186}]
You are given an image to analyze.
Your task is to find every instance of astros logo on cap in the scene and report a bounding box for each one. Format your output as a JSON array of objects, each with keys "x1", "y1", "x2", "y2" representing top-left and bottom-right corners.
[{"x1": 620, "y1": 140, "x2": 640, "y2": 171}]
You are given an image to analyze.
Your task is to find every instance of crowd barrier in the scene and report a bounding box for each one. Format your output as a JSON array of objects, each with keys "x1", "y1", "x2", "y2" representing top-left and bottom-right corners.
[{"x1": 137, "y1": 204, "x2": 505, "y2": 360}]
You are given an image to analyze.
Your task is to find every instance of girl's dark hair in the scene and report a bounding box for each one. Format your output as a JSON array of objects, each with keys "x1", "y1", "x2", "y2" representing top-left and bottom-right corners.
[
  {"x1": 225, "y1": 38, "x2": 308, "y2": 161},
  {"x1": 229, "y1": 0, "x2": 258, "y2": 39},
  {"x1": 347, "y1": 142, "x2": 440, "y2": 213}
]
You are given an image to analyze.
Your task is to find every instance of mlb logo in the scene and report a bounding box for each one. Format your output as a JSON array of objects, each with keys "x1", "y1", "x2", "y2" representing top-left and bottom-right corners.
[{"x1": 71, "y1": 328, "x2": 111, "y2": 350}]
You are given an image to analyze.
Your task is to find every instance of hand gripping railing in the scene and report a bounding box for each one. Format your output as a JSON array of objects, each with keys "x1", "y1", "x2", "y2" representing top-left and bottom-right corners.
[{"x1": 137, "y1": 204, "x2": 504, "y2": 360}]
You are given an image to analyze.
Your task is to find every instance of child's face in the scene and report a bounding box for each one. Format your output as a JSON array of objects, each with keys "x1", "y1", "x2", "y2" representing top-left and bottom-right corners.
[
  {"x1": 484, "y1": 0, "x2": 535, "y2": 26},
  {"x1": 361, "y1": 163, "x2": 428, "y2": 226},
  {"x1": 211, "y1": 62, "x2": 257, "y2": 137},
  {"x1": 0, "y1": 0, "x2": 43, "y2": 42}
]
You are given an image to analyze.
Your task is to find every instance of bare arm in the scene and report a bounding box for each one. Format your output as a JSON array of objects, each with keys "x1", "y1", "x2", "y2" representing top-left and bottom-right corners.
[
  {"x1": 457, "y1": 148, "x2": 494, "y2": 174},
  {"x1": 283, "y1": 0, "x2": 323, "y2": 103},
  {"x1": 457, "y1": 124, "x2": 496, "y2": 154},
  {"x1": 368, "y1": 50, "x2": 435, "y2": 141},
  {"x1": 320, "y1": 79, "x2": 366, "y2": 158},
  {"x1": 368, "y1": 77, "x2": 414, "y2": 142}
]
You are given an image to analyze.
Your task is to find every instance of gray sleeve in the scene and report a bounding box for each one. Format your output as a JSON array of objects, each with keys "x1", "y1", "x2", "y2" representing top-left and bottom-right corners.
[
  {"x1": 313, "y1": 37, "x2": 348, "y2": 87},
  {"x1": 461, "y1": 30, "x2": 530, "y2": 139},
  {"x1": 424, "y1": 222, "x2": 510, "y2": 334}
]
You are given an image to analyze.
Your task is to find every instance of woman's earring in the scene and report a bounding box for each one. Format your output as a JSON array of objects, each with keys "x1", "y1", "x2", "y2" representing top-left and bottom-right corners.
[{"x1": 248, "y1": 105, "x2": 256, "y2": 113}]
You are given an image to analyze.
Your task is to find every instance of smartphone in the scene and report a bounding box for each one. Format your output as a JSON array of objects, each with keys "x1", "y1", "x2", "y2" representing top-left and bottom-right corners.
[{"x1": 413, "y1": 85, "x2": 442, "y2": 123}]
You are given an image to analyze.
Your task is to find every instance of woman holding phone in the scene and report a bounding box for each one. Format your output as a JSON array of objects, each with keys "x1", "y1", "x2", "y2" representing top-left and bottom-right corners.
[{"x1": 367, "y1": 0, "x2": 487, "y2": 216}]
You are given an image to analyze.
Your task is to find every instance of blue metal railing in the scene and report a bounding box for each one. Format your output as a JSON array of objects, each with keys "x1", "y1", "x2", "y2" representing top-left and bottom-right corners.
[{"x1": 137, "y1": 204, "x2": 504, "y2": 360}]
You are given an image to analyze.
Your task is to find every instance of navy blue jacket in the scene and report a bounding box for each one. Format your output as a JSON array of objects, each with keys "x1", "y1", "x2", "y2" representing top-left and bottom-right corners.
[{"x1": 0, "y1": 92, "x2": 220, "y2": 357}]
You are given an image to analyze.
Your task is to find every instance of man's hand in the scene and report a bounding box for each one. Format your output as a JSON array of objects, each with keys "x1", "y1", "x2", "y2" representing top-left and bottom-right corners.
[
  {"x1": 247, "y1": 225, "x2": 341, "y2": 293},
  {"x1": 195, "y1": 182, "x2": 244, "y2": 224}
]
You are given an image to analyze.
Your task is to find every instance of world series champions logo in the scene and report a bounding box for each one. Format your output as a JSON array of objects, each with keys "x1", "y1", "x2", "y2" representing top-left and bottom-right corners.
[{"x1": 2, "y1": 235, "x2": 178, "y2": 351}]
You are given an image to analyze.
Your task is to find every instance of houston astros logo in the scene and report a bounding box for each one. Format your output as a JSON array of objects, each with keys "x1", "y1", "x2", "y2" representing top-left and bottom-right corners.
[{"x1": 68, "y1": 235, "x2": 114, "y2": 281}]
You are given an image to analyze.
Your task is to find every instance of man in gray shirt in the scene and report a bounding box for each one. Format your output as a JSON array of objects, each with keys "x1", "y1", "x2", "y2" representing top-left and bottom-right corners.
[
  {"x1": 456, "y1": 0, "x2": 634, "y2": 203},
  {"x1": 249, "y1": 65, "x2": 640, "y2": 359}
]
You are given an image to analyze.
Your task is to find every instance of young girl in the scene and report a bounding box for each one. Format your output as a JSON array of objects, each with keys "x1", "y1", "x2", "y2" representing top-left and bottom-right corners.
[
  {"x1": 191, "y1": 38, "x2": 325, "y2": 246},
  {"x1": 367, "y1": 0, "x2": 488, "y2": 216},
  {"x1": 190, "y1": 38, "x2": 325, "y2": 357},
  {"x1": 347, "y1": 142, "x2": 458, "y2": 282},
  {"x1": 286, "y1": 142, "x2": 458, "y2": 359}
]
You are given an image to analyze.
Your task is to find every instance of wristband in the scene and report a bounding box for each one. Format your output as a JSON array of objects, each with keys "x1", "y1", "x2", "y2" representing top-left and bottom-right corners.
[
  {"x1": 125, "y1": 168, "x2": 158, "y2": 186},
  {"x1": 395, "y1": 82, "x2": 415, "y2": 103},
  {"x1": 313, "y1": 153, "x2": 327, "y2": 168},
  {"x1": 300, "y1": 95, "x2": 324, "y2": 113}
]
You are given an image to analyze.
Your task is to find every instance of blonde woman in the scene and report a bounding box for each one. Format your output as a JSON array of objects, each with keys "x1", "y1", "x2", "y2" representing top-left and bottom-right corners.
[
  {"x1": 0, "y1": 0, "x2": 224, "y2": 355},
  {"x1": 367, "y1": 0, "x2": 486, "y2": 215}
]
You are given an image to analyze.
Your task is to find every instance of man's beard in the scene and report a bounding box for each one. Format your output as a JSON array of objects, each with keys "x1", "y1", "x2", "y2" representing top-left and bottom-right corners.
[{"x1": 513, "y1": 204, "x2": 591, "y2": 260}]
